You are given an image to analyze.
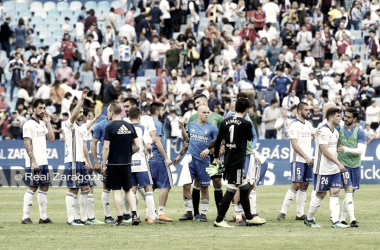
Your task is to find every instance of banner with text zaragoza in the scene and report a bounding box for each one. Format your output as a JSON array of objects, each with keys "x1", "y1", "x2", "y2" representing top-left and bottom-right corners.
[{"x1": 0, "y1": 140, "x2": 379, "y2": 187}]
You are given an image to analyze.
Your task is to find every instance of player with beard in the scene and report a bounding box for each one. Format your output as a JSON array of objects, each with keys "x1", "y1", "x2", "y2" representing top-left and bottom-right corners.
[
  {"x1": 336, "y1": 107, "x2": 366, "y2": 227},
  {"x1": 64, "y1": 89, "x2": 95, "y2": 226},
  {"x1": 21, "y1": 98, "x2": 55, "y2": 224}
]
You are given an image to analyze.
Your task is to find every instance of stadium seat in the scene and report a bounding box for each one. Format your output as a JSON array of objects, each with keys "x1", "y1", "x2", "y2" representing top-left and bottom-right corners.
[
  {"x1": 70, "y1": 1, "x2": 82, "y2": 11},
  {"x1": 16, "y1": 2, "x2": 28, "y2": 11},
  {"x1": 3, "y1": 1, "x2": 15, "y2": 10},
  {"x1": 73, "y1": 10, "x2": 81, "y2": 19},
  {"x1": 57, "y1": 2, "x2": 70, "y2": 11},
  {"x1": 31, "y1": 16, "x2": 44, "y2": 27},
  {"x1": 98, "y1": 1, "x2": 110, "y2": 10},
  {"x1": 52, "y1": 29, "x2": 64, "y2": 38},
  {"x1": 19, "y1": 9, "x2": 32, "y2": 19},
  {"x1": 354, "y1": 39, "x2": 364, "y2": 45},
  {"x1": 45, "y1": 16, "x2": 57, "y2": 25},
  {"x1": 85, "y1": 1, "x2": 97, "y2": 10},
  {"x1": 7, "y1": 9, "x2": 18, "y2": 19},
  {"x1": 150, "y1": 77, "x2": 159, "y2": 85},
  {"x1": 34, "y1": 10, "x2": 47, "y2": 19},
  {"x1": 61, "y1": 9, "x2": 74, "y2": 19},
  {"x1": 121, "y1": 76, "x2": 131, "y2": 88},
  {"x1": 43, "y1": 36, "x2": 57, "y2": 46},
  {"x1": 136, "y1": 77, "x2": 148, "y2": 87},
  {"x1": 48, "y1": 23, "x2": 61, "y2": 31},
  {"x1": 44, "y1": 2, "x2": 56, "y2": 12},
  {"x1": 145, "y1": 69, "x2": 157, "y2": 78},
  {"x1": 111, "y1": 0, "x2": 123, "y2": 9},
  {"x1": 351, "y1": 30, "x2": 362, "y2": 40},
  {"x1": 47, "y1": 9, "x2": 60, "y2": 18},
  {"x1": 30, "y1": 2, "x2": 43, "y2": 12},
  {"x1": 173, "y1": 32, "x2": 180, "y2": 40},
  {"x1": 38, "y1": 29, "x2": 52, "y2": 39}
]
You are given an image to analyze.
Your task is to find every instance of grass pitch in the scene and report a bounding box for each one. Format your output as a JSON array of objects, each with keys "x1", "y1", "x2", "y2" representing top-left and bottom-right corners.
[{"x1": 0, "y1": 185, "x2": 379, "y2": 250}]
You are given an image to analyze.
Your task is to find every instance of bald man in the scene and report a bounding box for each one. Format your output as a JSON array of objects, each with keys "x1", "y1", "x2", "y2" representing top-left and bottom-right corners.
[{"x1": 178, "y1": 105, "x2": 219, "y2": 222}]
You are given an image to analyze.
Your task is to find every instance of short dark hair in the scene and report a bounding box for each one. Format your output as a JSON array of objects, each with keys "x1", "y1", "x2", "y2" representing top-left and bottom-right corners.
[
  {"x1": 108, "y1": 101, "x2": 121, "y2": 115},
  {"x1": 83, "y1": 106, "x2": 89, "y2": 116},
  {"x1": 326, "y1": 107, "x2": 342, "y2": 120},
  {"x1": 32, "y1": 98, "x2": 45, "y2": 109},
  {"x1": 194, "y1": 94, "x2": 207, "y2": 101},
  {"x1": 208, "y1": 139, "x2": 217, "y2": 150},
  {"x1": 297, "y1": 102, "x2": 309, "y2": 112},
  {"x1": 69, "y1": 103, "x2": 81, "y2": 113},
  {"x1": 129, "y1": 107, "x2": 141, "y2": 119},
  {"x1": 345, "y1": 107, "x2": 358, "y2": 119},
  {"x1": 271, "y1": 99, "x2": 278, "y2": 105},
  {"x1": 150, "y1": 102, "x2": 163, "y2": 115},
  {"x1": 62, "y1": 112, "x2": 69, "y2": 117},
  {"x1": 124, "y1": 97, "x2": 138, "y2": 106},
  {"x1": 235, "y1": 98, "x2": 250, "y2": 113},
  {"x1": 237, "y1": 92, "x2": 248, "y2": 99}
]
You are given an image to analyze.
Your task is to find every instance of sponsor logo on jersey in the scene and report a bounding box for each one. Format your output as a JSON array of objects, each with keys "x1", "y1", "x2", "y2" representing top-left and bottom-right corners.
[
  {"x1": 117, "y1": 125, "x2": 131, "y2": 134},
  {"x1": 190, "y1": 133, "x2": 209, "y2": 142},
  {"x1": 205, "y1": 130, "x2": 207, "y2": 135}
]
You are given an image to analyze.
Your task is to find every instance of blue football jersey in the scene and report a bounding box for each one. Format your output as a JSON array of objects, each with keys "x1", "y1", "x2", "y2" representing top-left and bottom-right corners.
[
  {"x1": 187, "y1": 121, "x2": 218, "y2": 163},
  {"x1": 93, "y1": 119, "x2": 111, "y2": 146},
  {"x1": 151, "y1": 119, "x2": 166, "y2": 161}
]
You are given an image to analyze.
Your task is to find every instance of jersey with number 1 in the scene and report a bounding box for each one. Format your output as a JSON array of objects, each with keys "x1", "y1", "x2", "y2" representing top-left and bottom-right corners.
[
  {"x1": 289, "y1": 119, "x2": 314, "y2": 163},
  {"x1": 314, "y1": 124, "x2": 340, "y2": 175},
  {"x1": 131, "y1": 123, "x2": 153, "y2": 172}
]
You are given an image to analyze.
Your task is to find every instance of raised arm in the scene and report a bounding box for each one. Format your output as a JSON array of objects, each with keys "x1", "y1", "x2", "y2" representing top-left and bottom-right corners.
[
  {"x1": 42, "y1": 112, "x2": 55, "y2": 142},
  {"x1": 70, "y1": 88, "x2": 89, "y2": 124}
]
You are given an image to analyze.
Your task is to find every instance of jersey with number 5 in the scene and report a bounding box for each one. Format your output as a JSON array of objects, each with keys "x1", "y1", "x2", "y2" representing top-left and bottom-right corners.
[{"x1": 216, "y1": 116, "x2": 253, "y2": 169}]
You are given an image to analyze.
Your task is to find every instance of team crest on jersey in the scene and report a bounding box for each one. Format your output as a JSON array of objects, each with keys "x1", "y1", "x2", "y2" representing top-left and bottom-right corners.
[
  {"x1": 297, "y1": 175, "x2": 301, "y2": 180},
  {"x1": 192, "y1": 129, "x2": 195, "y2": 132},
  {"x1": 205, "y1": 130, "x2": 207, "y2": 135},
  {"x1": 321, "y1": 185, "x2": 324, "y2": 189},
  {"x1": 344, "y1": 179, "x2": 348, "y2": 185},
  {"x1": 212, "y1": 121, "x2": 216, "y2": 124}
]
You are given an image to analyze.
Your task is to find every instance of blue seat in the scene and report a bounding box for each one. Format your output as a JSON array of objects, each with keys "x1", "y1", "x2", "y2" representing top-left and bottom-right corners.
[
  {"x1": 61, "y1": 9, "x2": 74, "y2": 19},
  {"x1": 57, "y1": 2, "x2": 69, "y2": 11},
  {"x1": 111, "y1": 1, "x2": 123, "y2": 9},
  {"x1": 44, "y1": 2, "x2": 56, "y2": 12},
  {"x1": 43, "y1": 36, "x2": 57, "y2": 46},
  {"x1": 34, "y1": 10, "x2": 47, "y2": 18},
  {"x1": 19, "y1": 9, "x2": 32, "y2": 18},
  {"x1": 38, "y1": 29, "x2": 52, "y2": 39},
  {"x1": 48, "y1": 23, "x2": 61, "y2": 31},
  {"x1": 121, "y1": 76, "x2": 131, "y2": 88},
  {"x1": 30, "y1": 2, "x2": 43, "y2": 12},
  {"x1": 145, "y1": 69, "x2": 157, "y2": 77},
  {"x1": 150, "y1": 77, "x2": 159, "y2": 85},
  {"x1": 354, "y1": 39, "x2": 364, "y2": 45},
  {"x1": 3, "y1": 2, "x2": 15, "y2": 10},
  {"x1": 31, "y1": 16, "x2": 44, "y2": 27},
  {"x1": 70, "y1": 1, "x2": 82, "y2": 11},
  {"x1": 16, "y1": 2, "x2": 28, "y2": 11},
  {"x1": 98, "y1": 1, "x2": 110, "y2": 9},
  {"x1": 45, "y1": 16, "x2": 57, "y2": 25},
  {"x1": 52, "y1": 29, "x2": 64, "y2": 38},
  {"x1": 85, "y1": 1, "x2": 97, "y2": 10},
  {"x1": 47, "y1": 9, "x2": 60, "y2": 17},
  {"x1": 7, "y1": 9, "x2": 17, "y2": 19}
]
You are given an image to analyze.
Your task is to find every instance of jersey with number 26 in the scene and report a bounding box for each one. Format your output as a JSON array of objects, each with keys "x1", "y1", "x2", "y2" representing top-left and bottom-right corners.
[{"x1": 314, "y1": 124, "x2": 340, "y2": 175}]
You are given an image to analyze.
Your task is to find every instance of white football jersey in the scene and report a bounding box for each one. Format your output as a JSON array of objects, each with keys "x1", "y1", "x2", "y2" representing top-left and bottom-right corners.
[
  {"x1": 131, "y1": 123, "x2": 153, "y2": 172},
  {"x1": 124, "y1": 114, "x2": 156, "y2": 134},
  {"x1": 23, "y1": 118, "x2": 48, "y2": 167},
  {"x1": 253, "y1": 150, "x2": 267, "y2": 165},
  {"x1": 63, "y1": 120, "x2": 87, "y2": 163},
  {"x1": 314, "y1": 124, "x2": 340, "y2": 175},
  {"x1": 289, "y1": 119, "x2": 315, "y2": 163}
]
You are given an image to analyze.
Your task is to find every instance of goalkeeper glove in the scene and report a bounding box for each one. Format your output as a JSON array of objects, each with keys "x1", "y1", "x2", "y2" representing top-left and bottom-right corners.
[{"x1": 206, "y1": 162, "x2": 224, "y2": 177}]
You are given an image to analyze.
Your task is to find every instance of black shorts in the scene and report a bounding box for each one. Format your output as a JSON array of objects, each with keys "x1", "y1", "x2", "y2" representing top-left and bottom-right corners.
[
  {"x1": 225, "y1": 166, "x2": 244, "y2": 185},
  {"x1": 105, "y1": 165, "x2": 132, "y2": 191},
  {"x1": 211, "y1": 174, "x2": 223, "y2": 179}
]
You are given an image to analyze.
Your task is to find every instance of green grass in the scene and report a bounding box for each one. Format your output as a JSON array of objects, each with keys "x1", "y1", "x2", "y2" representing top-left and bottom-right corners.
[{"x1": 1, "y1": 185, "x2": 379, "y2": 250}]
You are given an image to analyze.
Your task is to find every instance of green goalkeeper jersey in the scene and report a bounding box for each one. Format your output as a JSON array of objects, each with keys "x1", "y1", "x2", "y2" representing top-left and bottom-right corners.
[{"x1": 337, "y1": 126, "x2": 362, "y2": 168}]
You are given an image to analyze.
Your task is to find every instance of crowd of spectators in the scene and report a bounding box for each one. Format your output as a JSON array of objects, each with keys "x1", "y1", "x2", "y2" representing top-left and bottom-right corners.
[{"x1": 0, "y1": 0, "x2": 380, "y2": 144}]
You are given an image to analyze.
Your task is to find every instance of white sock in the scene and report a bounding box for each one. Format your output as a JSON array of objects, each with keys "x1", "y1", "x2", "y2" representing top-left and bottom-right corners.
[
  {"x1": 123, "y1": 192, "x2": 130, "y2": 215},
  {"x1": 330, "y1": 195, "x2": 340, "y2": 223},
  {"x1": 146, "y1": 192, "x2": 156, "y2": 220},
  {"x1": 231, "y1": 203, "x2": 236, "y2": 215},
  {"x1": 345, "y1": 191, "x2": 355, "y2": 222},
  {"x1": 249, "y1": 190, "x2": 257, "y2": 215},
  {"x1": 138, "y1": 187, "x2": 146, "y2": 201},
  {"x1": 66, "y1": 192, "x2": 75, "y2": 223},
  {"x1": 87, "y1": 194, "x2": 95, "y2": 219},
  {"x1": 296, "y1": 189, "x2": 307, "y2": 217},
  {"x1": 158, "y1": 206, "x2": 165, "y2": 216},
  {"x1": 307, "y1": 195, "x2": 323, "y2": 221},
  {"x1": 22, "y1": 189, "x2": 35, "y2": 220},
  {"x1": 340, "y1": 197, "x2": 348, "y2": 222},
  {"x1": 184, "y1": 198, "x2": 193, "y2": 212},
  {"x1": 200, "y1": 199, "x2": 209, "y2": 215},
  {"x1": 234, "y1": 203, "x2": 243, "y2": 219},
  {"x1": 80, "y1": 190, "x2": 89, "y2": 222},
  {"x1": 311, "y1": 190, "x2": 316, "y2": 200},
  {"x1": 280, "y1": 188, "x2": 297, "y2": 214},
  {"x1": 37, "y1": 191, "x2": 48, "y2": 220},
  {"x1": 102, "y1": 190, "x2": 111, "y2": 217},
  {"x1": 73, "y1": 196, "x2": 79, "y2": 220},
  {"x1": 135, "y1": 193, "x2": 140, "y2": 217}
]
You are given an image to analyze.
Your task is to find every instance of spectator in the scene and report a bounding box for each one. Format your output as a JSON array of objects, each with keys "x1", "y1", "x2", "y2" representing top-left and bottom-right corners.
[
  {"x1": 281, "y1": 90, "x2": 300, "y2": 111},
  {"x1": 275, "y1": 110, "x2": 292, "y2": 139},
  {"x1": 364, "y1": 123, "x2": 375, "y2": 145},
  {"x1": 0, "y1": 92, "x2": 7, "y2": 112},
  {"x1": 252, "y1": 4, "x2": 265, "y2": 32},
  {"x1": 280, "y1": 23, "x2": 295, "y2": 47},
  {"x1": 51, "y1": 112, "x2": 62, "y2": 140},
  {"x1": 270, "y1": 68, "x2": 292, "y2": 101},
  {"x1": 296, "y1": 24, "x2": 312, "y2": 59},
  {"x1": 37, "y1": 47, "x2": 53, "y2": 68},
  {"x1": 102, "y1": 42, "x2": 114, "y2": 66},
  {"x1": 206, "y1": 0, "x2": 223, "y2": 23},
  {"x1": 168, "y1": 110, "x2": 181, "y2": 139},
  {"x1": 370, "y1": 62, "x2": 380, "y2": 96},
  {"x1": 15, "y1": 19, "x2": 27, "y2": 55},
  {"x1": 259, "y1": 23, "x2": 278, "y2": 43},
  {"x1": 119, "y1": 20, "x2": 136, "y2": 44},
  {"x1": 84, "y1": 34, "x2": 101, "y2": 64},
  {"x1": 262, "y1": 0, "x2": 279, "y2": 27},
  {"x1": 79, "y1": 63, "x2": 94, "y2": 91},
  {"x1": 239, "y1": 22, "x2": 260, "y2": 45},
  {"x1": 183, "y1": 102, "x2": 196, "y2": 122},
  {"x1": 137, "y1": 13, "x2": 153, "y2": 39},
  {"x1": 93, "y1": 48, "x2": 106, "y2": 82},
  {"x1": 35, "y1": 80, "x2": 51, "y2": 100},
  {"x1": 60, "y1": 34, "x2": 77, "y2": 70},
  {"x1": 8, "y1": 53, "x2": 24, "y2": 102},
  {"x1": 263, "y1": 99, "x2": 281, "y2": 139},
  {"x1": 125, "y1": 7, "x2": 136, "y2": 25},
  {"x1": 56, "y1": 59, "x2": 74, "y2": 82},
  {"x1": 0, "y1": 17, "x2": 12, "y2": 58},
  {"x1": 310, "y1": 30, "x2": 325, "y2": 63},
  {"x1": 208, "y1": 92, "x2": 222, "y2": 111},
  {"x1": 150, "y1": 1, "x2": 163, "y2": 34},
  {"x1": 163, "y1": 39, "x2": 181, "y2": 72},
  {"x1": 84, "y1": 9, "x2": 97, "y2": 32},
  {"x1": 50, "y1": 80, "x2": 65, "y2": 114},
  {"x1": 104, "y1": 80, "x2": 120, "y2": 105},
  {"x1": 160, "y1": 0, "x2": 172, "y2": 38},
  {"x1": 126, "y1": 76, "x2": 141, "y2": 98},
  {"x1": 77, "y1": 6, "x2": 86, "y2": 22},
  {"x1": 332, "y1": 54, "x2": 350, "y2": 78},
  {"x1": 310, "y1": 104, "x2": 323, "y2": 128},
  {"x1": 266, "y1": 39, "x2": 283, "y2": 71},
  {"x1": 366, "y1": 100, "x2": 380, "y2": 130},
  {"x1": 105, "y1": 8, "x2": 118, "y2": 33}
]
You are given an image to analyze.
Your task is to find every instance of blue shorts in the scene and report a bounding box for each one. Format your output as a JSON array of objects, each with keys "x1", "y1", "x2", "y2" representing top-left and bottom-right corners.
[
  {"x1": 291, "y1": 162, "x2": 313, "y2": 183},
  {"x1": 314, "y1": 173, "x2": 342, "y2": 192},
  {"x1": 244, "y1": 155, "x2": 250, "y2": 175},
  {"x1": 105, "y1": 165, "x2": 132, "y2": 191},
  {"x1": 342, "y1": 167, "x2": 361, "y2": 190},
  {"x1": 257, "y1": 161, "x2": 268, "y2": 186},
  {"x1": 131, "y1": 171, "x2": 153, "y2": 187},
  {"x1": 64, "y1": 162, "x2": 90, "y2": 188},
  {"x1": 149, "y1": 161, "x2": 173, "y2": 190},
  {"x1": 189, "y1": 158, "x2": 211, "y2": 187},
  {"x1": 25, "y1": 165, "x2": 50, "y2": 186}
]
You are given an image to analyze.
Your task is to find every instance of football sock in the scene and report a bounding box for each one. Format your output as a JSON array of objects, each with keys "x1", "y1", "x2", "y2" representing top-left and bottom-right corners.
[
  {"x1": 311, "y1": 190, "x2": 316, "y2": 200},
  {"x1": 87, "y1": 194, "x2": 95, "y2": 219},
  {"x1": 37, "y1": 190, "x2": 48, "y2": 220},
  {"x1": 66, "y1": 192, "x2": 75, "y2": 223},
  {"x1": 216, "y1": 187, "x2": 236, "y2": 223},
  {"x1": 280, "y1": 188, "x2": 296, "y2": 214},
  {"x1": 200, "y1": 199, "x2": 209, "y2": 215},
  {"x1": 296, "y1": 189, "x2": 307, "y2": 217},
  {"x1": 132, "y1": 211, "x2": 137, "y2": 218},
  {"x1": 138, "y1": 187, "x2": 146, "y2": 201},
  {"x1": 307, "y1": 195, "x2": 323, "y2": 221},
  {"x1": 123, "y1": 192, "x2": 130, "y2": 215},
  {"x1": 73, "y1": 195, "x2": 79, "y2": 220},
  {"x1": 249, "y1": 190, "x2": 257, "y2": 215},
  {"x1": 80, "y1": 190, "x2": 89, "y2": 222},
  {"x1": 234, "y1": 202, "x2": 243, "y2": 219},
  {"x1": 22, "y1": 189, "x2": 34, "y2": 220},
  {"x1": 192, "y1": 186, "x2": 200, "y2": 215},
  {"x1": 345, "y1": 191, "x2": 356, "y2": 222},
  {"x1": 102, "y1": 189, "x2": 111, "y2": 217},
  {"x1": 330, "y1": 195, "x2": 340, "y2": 223},
  {"x1": 158, "y1": 206, "x2": 165, "y2": 216},
  {"x1": 214, "y1": 188, "x2": 223, "y2": 212},
  {"x1": 231, "y1": 203, "x2": 235, "y2": 215},
  {"x1": 184, "y1": 197, "x2": 193, "y2": 213},
  {"x1": 239, "y1": 183, "x2": 253, "y2": 220},
  {"x1": 135, "y1": 193, "x2": 140, "y2": 217},
  {"x1": 146, "y1": 192, "x2": 156, "y2": 220}
]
